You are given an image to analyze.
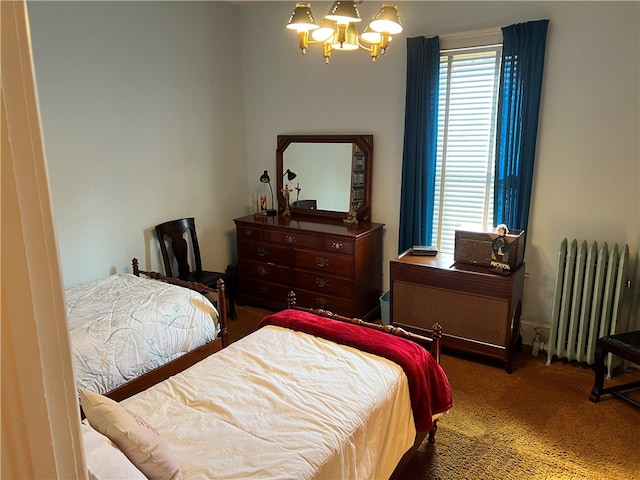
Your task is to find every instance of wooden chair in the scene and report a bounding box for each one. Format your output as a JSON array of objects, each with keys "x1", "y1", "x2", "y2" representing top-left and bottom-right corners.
[
  {"x1": 155, "y1": 217, "x2": 237, "y2": 320},
  {"x1": 292, "y1": 199, "x2": 317, "y2": 209}
]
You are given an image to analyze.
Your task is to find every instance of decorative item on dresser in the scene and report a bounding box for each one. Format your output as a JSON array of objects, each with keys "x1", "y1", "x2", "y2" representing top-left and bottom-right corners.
[
  {"x1": 390, "y1": 249, "x2": 525, "y2": 373},
  {"x1": 234, "y1": 215, "x2": 384, "y2": 320}
]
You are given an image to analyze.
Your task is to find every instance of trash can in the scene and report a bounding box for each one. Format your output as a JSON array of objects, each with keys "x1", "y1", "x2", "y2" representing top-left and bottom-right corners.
[{"x1": 380, "y1": 291, "x2": 390, "y2": 325}]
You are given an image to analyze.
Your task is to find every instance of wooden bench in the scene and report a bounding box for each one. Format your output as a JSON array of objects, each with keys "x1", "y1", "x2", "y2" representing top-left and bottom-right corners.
[{"x1": 589, "y1": 330, "x2": 640, "y2": 409}]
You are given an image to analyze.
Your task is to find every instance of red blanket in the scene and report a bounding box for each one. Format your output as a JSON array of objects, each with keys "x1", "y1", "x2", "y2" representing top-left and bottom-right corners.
[{"x1": 258, "y1": 310, "x2": 453, "y2": 432}]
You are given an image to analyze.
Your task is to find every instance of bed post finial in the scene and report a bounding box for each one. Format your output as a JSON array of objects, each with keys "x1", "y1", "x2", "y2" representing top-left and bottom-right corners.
[
  {"x1": 431, "y1": 323, "x2": 442, "y2": 364},
  {"x1": 287, "y1": 291, "x2": 296, "y2": 309},
  {"x1": 432, "y1": 323, "x2": 442, "y2": 340},
  {"x1": 132, "y1": 258, "x2": 140, "y2": 276}
]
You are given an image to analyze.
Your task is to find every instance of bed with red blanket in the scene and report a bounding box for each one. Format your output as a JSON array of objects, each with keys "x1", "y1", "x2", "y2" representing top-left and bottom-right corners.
[{"x1": 78, "y1": 302, "x2": 452, "y2": 480}]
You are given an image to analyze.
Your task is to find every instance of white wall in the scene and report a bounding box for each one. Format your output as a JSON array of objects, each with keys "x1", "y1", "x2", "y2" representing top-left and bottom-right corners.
[
  {"x1": 238, "y1": 1, "x2": 639, "y2": 335},
  {"x1": 28, "y1": 0, "x2": 248, "y2": 286}
]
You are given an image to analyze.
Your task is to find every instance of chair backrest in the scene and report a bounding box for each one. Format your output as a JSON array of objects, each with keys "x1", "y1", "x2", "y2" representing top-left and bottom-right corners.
[
  {"x1": 155, "y1": 217, "x2": 203, "y2": 278},
  {"x1": 292, "y1": 199, "x2": 317, "y2": 210}
]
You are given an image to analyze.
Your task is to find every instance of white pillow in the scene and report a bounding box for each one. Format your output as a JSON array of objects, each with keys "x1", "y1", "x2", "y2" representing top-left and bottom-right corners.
[
  {"x1": 80, "y1": 422, "x2": 147, "y2": 480},
  {"x1": 80, "y1": 390, "x2": 182, "y2": 480}
]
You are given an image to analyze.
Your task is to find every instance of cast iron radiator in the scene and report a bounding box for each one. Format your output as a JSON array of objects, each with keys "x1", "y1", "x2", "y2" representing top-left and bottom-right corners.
[{"x1": 546, "y1": 238, "x2": 638, "y2": 376}]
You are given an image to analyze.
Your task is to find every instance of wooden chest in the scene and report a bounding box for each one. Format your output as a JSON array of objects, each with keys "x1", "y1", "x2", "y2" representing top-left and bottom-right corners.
[
  {"x1": 234, "y1": 215, "x2": 384, "y2": 320},
  {"x1": 390, "y1": 249, "x2": 525, "y2": 372}
]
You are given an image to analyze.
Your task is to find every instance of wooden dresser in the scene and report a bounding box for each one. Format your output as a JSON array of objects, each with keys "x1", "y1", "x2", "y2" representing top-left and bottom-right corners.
[
  {"x1": 390, "y1": 249, "x2": 525, "y2": 372},
  {"x1": 234, "y1": 215, "x2": 384, "y2": 320}
]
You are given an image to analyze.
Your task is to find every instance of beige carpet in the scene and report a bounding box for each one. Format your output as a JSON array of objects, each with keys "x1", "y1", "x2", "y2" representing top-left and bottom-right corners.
[{"x1": 228, "y1": 306, "x2": 640, "y2": 480}]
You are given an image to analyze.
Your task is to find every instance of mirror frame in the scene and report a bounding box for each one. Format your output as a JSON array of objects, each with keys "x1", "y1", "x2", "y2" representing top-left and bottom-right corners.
[{"x1": 276, "y1": 134, "x2": 373, "y2": 222}]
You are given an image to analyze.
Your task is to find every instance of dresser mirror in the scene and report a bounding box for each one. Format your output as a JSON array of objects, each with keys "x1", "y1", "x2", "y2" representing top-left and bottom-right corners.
[{"x1": 276, "y1": 134, "x2": 373, "y2": 222}]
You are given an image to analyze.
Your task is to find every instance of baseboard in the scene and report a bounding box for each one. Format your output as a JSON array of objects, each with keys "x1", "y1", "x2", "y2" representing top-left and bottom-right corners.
[{"x1": 519, "y1": 317, "x2": 550, "y2": 348}]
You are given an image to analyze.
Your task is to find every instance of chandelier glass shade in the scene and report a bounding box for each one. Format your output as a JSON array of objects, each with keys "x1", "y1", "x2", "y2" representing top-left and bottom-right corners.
[{"x1": 286, "y1": 1, "x2": 402, "y2": 63}]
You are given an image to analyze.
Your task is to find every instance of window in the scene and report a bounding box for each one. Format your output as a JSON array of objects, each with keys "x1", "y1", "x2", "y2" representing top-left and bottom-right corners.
[{"x1": 431, "y1": 44, "x2": 502, "y2": 255}]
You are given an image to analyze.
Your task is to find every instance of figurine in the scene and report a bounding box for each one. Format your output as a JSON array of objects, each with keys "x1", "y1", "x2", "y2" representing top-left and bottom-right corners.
[
  {"x1": 282, "y1": 184, "x2": 292, "y2": 218},
  {"x1": 490, "y1": 224, "x2": 511, "y2": 272},
  {"x1": 343, "y1": 210, "x2": 358, "y2": 225}
]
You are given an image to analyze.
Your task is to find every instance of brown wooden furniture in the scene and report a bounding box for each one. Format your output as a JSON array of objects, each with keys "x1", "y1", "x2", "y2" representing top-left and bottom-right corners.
[
  {"x1": 277, "y1": 134, "x2": 373, "y2": 223},
  {"x1": 97, "y1": 258, "x2": 230, "y2": 403},
  {"x1": 589, "y1": 330, "x2": 640, "y2": 409},
  {"x1": 390, "y1": 249, "x2": 525, "y2": 373},
  {"x1": 234, "y1": 214, "x2": 384, "y2": 320},
  {"x1": 155, "y1": 217, "x2": 237, "y2": 319}
]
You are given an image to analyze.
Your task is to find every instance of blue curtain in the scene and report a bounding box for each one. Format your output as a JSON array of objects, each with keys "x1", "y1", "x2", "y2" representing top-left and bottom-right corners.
[
  {"x1": 494, "y1": 19, "x2": 550, "y2": 233},
  {"x1": 398, "y1": 36, "x2": 440, "y2": 254}
]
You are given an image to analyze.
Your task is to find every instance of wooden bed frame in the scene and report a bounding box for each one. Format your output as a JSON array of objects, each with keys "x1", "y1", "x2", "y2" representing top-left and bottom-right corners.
[
  {"x1": 98, "y1": 258, "x2": 230, "y2": 403},
  {"x1": 286, "y1": 290, "x2": 445, "y2": 475},
  {"x1": 287, "y1": 291, "x2": 442, "y2": 364},
  {"x1": 97, "y1": 264, "x2": 446, "y2": 477}
]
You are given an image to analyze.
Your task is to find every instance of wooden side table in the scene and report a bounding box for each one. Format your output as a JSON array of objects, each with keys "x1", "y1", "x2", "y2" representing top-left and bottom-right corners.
[
  {"x1": 589, "y1": 330, "x2": 640, "y2": 409},
  {"x1": 390, "y1": 250, "x2": 525, "y2": 373}
]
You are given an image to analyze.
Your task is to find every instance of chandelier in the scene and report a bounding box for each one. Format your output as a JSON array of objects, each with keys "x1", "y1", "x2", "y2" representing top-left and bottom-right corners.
[{"x1": 286, "y1": 1, "x2": 403, "y2": 63}]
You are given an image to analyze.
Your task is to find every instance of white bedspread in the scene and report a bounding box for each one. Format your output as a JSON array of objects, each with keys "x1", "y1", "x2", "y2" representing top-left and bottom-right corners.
[
  {"x1": 122, "y1": 325, "x2": 417, "y2": 480},
  {"x1": 66, "y1": 273, "x2": 219, "y2": 394}
]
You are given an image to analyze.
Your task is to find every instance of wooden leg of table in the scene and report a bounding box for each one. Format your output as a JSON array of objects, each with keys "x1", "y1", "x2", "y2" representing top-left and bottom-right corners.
[
  {"x1": 589, "y1": 346, "x2": 606, "y2": 403},
  {"x1": 505, "y1": 357, "x2": 514, "y2": 374}
]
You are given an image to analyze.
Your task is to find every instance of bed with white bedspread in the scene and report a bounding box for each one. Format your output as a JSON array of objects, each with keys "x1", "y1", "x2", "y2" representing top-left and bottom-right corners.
[
  {"x1": 121, "y1": 324, "x2": 417, "y2": 479},
  {"x1": 79, "y1": 306, "x2": 453, "y2": 480},
  {"x1": 66, "y1": 273, "x2": 222, "y2": 394}
]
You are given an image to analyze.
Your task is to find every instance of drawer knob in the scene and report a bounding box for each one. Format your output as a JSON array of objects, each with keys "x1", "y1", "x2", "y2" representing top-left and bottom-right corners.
[
  {"x1": 257, "y1": 247, "x2": 269, "y2": 257},
  {"x1": 285, "y1": 235, "x2": 296, "y2": 244},
  {"x1": 257, "y1": 266, "x2": 269, "y2": 277},
  {"x1": 315, "y1": 257, "x2": 329, "y2": 268},
  {"x1": 315, "y1": 297, "x2": 330, "y2": 309},
  {"x1": 258, "y1": 285, "x2": 269, "y2": 295},
  {"x1": 331, "y1": 242, "x2": 344, "y2": 250},
  {"x1": 243, "y1": 229, "x2": 253, "y2": 237},
  {"x1": 315, "y1": 277, "x2": 330, "y2": 288}
]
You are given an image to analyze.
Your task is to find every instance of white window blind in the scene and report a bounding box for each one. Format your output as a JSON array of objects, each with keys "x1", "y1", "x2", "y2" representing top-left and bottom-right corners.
[{"x1": 432, "y1": 45, "x2": 502, "y2": 256}]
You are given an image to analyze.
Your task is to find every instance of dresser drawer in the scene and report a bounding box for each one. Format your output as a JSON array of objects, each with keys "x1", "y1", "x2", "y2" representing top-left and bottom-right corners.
[
  {"x1": 239, "y1": 259, "x2": 290, "y2": 285},
  {"x1": 293, "y1": 289, "x2": 354, "y2": 317},
  {"x1": 293, "y1": 249, "x2": 354, "y2": 276},
  {"x1": 264, "y1": 229, "x2": 321, "y2": 249},
  {"x1": 237, "y1": 226, "x2": 262, "y2": 242},
  {"x1": 322, "y1": 236, "x2": 354, "y2": 255},
  {"x1": 293, "y1": 269, "x2": 353, "y2": 297},
  {"x1": 241, "y1": 278, "x2": 291, "y2": 305},
  {"x1": 238, "y1": 241, "x2": 291, "y2": 266}
]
